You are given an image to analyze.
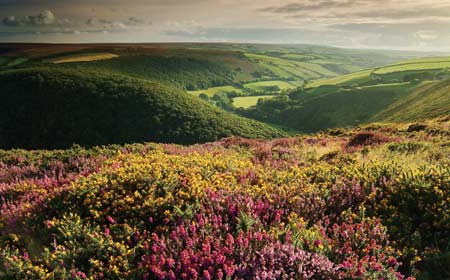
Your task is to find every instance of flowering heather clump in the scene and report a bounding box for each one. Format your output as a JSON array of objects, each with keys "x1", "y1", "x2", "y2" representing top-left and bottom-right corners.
[
  {"x1": 1, "y1": 121, "x2": 449, "y2": 279},
  {"x1": 346, "y1": 131, "x2": 394, "y2": 147}
]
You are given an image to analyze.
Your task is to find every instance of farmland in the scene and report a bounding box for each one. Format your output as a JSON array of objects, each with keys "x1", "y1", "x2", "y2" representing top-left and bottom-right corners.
[
  {"x1": 188, "y1": 86, "x2": 244, "y2": 97},
  {"x1": 233, "y1": 95, "x2": 277, "y2": 108},
  {"x1": 373, "y1": 60, "x2": 450, "y2": 74},
  {"x1": 243, "y1": 80, "x2": 297, "y2": 92},
  {"x1": 306, "y1": 70, "x2": 372, "y2": 88},
  {"x1": 308, "y1": 56, "x2": 450, "y2": 88},
  {"x1": 240, "y1": 55, "x2": 450, "y2": 133}
]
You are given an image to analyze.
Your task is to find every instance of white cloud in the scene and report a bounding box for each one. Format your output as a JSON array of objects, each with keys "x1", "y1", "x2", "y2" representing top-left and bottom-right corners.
[
  {"x1": 414, "y1": 30, "x2": 439, "y2": 41},
  {"x1": 3, "y1": 10, "x2": 56, "y2": 27}
]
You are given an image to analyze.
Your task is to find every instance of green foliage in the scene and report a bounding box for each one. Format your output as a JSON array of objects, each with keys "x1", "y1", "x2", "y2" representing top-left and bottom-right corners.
[
  {"x1": 387, "y1": 142, "x2": 428, "y2": 154},
  {"x1": 0, "y1": 68, "x2": 285, "y2": 149},
  {"x1": 241, "y1": 82, "x2": 422, "y2": 132},
  {"x1": 373, "y1": 78, "x2": 450, "y2": 122},
  {"x1": 58, "y1": 53, "x2": 237, "y2": 91}
]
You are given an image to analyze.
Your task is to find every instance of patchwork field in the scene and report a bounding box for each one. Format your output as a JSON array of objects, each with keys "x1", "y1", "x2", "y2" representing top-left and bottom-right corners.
[
  {"x1": 243, "y1": 80, "x2": 298, "y2": 92},
  {"x1": 233, "y1": 95, "x2": 277, "y2": 108}
]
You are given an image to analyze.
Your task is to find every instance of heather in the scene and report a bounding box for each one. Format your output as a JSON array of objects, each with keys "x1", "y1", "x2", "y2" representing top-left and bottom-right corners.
[{"x1": 0, "y1": 119, "x2": 449, "y2": 280}]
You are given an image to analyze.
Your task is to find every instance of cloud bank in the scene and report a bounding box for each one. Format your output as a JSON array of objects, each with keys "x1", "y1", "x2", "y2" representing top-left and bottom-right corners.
[{"x1": 0, "y1": 0, "x2": 449, "y2": 51}]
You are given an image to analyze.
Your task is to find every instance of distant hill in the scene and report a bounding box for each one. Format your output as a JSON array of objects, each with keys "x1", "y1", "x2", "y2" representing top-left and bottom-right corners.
[
  {"x1": 0, "y1": 68, "x2": 285, "y2": 149},
  {"x1": 0, "y1": 43, "x2": 436, "y2": 92},
  {"x1": 240, "y1": 56, "x2": 450, "y2": 132}
]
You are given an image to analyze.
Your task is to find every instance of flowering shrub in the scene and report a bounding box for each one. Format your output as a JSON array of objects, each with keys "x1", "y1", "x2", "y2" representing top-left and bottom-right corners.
[
  {"x1": 1, "y1": 122, "x2": 449, "y2": 279},
  {"x1": 346, "y1": 131, "x2": 394, "y2": 147}
]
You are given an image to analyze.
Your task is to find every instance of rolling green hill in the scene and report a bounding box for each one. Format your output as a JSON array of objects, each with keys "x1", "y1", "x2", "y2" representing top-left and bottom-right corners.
[
  {"x1": 374, "y1": 79, "x2": 450, "y2": 122},
  {"x1": 240, "y1": 56, "x2": 450, "y2": 132},
  {"x1": 308, "y1": 56, "x2": 450, "y2": 88},
  {"x1": 1, "y1": 43, "x2": 436, "y2": 94},
  {"x1": 0, "y1": 68, "x2": 285, "y2": 149},
  {"x1": 1, "y1": 44, "x2": 448, "y2": 138},
  {"x1": 241, "y1": 82, "x2": 425, "y2": 132}
]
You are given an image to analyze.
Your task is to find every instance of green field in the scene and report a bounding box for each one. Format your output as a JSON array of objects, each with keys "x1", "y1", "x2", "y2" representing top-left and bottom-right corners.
[
  {"x1": 307, "y1": 56, "x2": 450, "y2": 88},
  {"x1": 373, "y1": 60, "x2": 450, "y2": 74},
  {"x1": 233, "y1": 95, "x2": 276, "y2": 108},
  {"x1": 188, "y1": 85, "x2": 243, "y2": 97},
  {"x1": 243, "y1": 80, "x2": 298, "y2": 92},
  {"x1": 306, "y1": 70, "x2": 372, "y2": 88},
  {"x1": 245, "y1": 53, "x2": 339, "y2": 80}
]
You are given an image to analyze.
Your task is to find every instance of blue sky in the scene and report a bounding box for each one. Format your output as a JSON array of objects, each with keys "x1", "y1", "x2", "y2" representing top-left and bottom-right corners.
[{"x1": 1, "y1": 0, "x2": 450, "y2": 51}]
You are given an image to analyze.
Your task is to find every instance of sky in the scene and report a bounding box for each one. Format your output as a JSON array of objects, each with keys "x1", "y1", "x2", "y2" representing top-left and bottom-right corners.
[{"x1": 1, "y1": 0, "x2": 450, "y2": 51}]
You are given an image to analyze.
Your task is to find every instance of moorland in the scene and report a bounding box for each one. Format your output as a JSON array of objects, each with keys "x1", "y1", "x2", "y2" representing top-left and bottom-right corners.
[{"x1": 0, "y1": 43, "x2": 449, "y2": 279}]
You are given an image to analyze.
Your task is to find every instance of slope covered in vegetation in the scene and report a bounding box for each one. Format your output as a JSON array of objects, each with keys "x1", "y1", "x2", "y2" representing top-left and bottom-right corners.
[
  {"x1": 0, "y1": 68, "x2": 285, "y2": 149},
  {"x1": 239, "y1": 57, "x2": 450, "y2": 132},
  {"x1": 374, "y1": 78, "x2": 450, "y2": 122},
  {"x1": 1, "y1": 118, "x2": 449, "y2": 279},
  {"x1": 240, "y1": 82, "x2": 423, "y2": 132}
]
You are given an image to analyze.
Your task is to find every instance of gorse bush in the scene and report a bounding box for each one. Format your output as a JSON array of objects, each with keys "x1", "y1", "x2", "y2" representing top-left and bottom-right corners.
[{"x1": 1, "y1": 121, "x2": 449, "y2": 279}]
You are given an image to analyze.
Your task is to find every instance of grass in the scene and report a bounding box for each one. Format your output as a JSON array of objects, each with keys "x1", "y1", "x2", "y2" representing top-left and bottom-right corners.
[
  {"x1": 373, "y1": 79, "x2": 450, "y2": 122},
  {"x1": 373, "y1": 57, "x2": 450, "y2": 74},
  {"x1": 306, "y1": 70, "x2": 372, "y2": 88},
  {"x1": 233, "y1": 95, "x2": 276, "y2": 108},
  {"x1": 188, "y1": 85, "x2": 243, "y2": 97},
  {"x1": 243, "y1": 80, "x2": 297, "y2": 92},
  {"x1": 279, "y1": 53, "x2": 317, "y2": 61},
  {"x1": 50, "y1": 53, "x2": 119, "y2": 64},
  {"x1": 374, "y1": 61, "x2": 450, "y2": 75},
  {"x1": 245, "y1": 53, "x2": 341, "y2": 80},
  {"x1": 5, "y1": 57, "x2": 28, "y2": 67},
  {"x1": 188, "y1": 80, "x2": 300, "y2": 97}
]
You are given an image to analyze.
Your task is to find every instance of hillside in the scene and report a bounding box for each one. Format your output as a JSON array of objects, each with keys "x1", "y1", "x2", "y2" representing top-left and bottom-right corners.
[
  {"x1": 0, "y1": 68, "x2": 285, "y2": 149},
  {"x1": 240, "y1": 56, "x2": 450, "y2": 132},
  {"x1": 1, "y1": 118, "x2": 449, "y2": 279},
  {"x1": 374, "y1": 78, "x2": 450, "y2": 122},
  {"x1": 240, "y1": 81, "x2": 424, "y2": 132},
  {"x1": 0, "y1": 43, "x2": 435, "y2": 92},
  {"x1": 307, "y1": 56, "x2": 450, "y2": 88}
]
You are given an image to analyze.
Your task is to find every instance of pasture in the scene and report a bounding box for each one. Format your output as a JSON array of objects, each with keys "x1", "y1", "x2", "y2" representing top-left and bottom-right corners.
[
  {"x1": 233, "y1": 95, "x2": 276, "y2": 108},
  {"x1": 188, "y1": 85, "x2": 243, "y2": 97},
  {"x1": 306, "y1": 69, "x2": 372, "y2": 88},
  {"x1": 243, "y1": 80, "x2": 297, "y2": 92},
  {"x1": 373, "y1": 59, "x2": 450, "y2": 74}
]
